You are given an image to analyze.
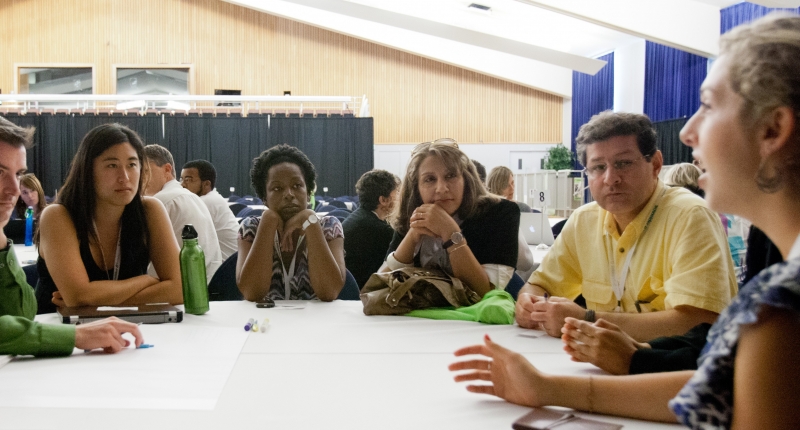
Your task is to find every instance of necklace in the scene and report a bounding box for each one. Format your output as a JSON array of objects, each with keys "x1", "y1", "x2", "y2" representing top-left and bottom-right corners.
[{"x1": 93, "y1": 221, "x2": 122, "y2": 281}]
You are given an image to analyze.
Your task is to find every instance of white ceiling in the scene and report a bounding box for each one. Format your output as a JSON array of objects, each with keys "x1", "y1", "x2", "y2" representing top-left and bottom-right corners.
[
  {"x1": 696, "y1": 0, "x2": 800, "y2": 7},
  {"x1": 226, "y1": 0, "x2": 794, "y2": 96},
  {"x1": 342, "y1": 0, "x2": 640, "y2": 59}
]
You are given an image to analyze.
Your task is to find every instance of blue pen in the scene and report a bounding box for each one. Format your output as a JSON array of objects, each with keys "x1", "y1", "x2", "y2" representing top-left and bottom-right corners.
[
  {"x1": 137, "y1": 344, "x2": 154, "y2": 349},
  {"x1": 244, "y1": 318, "x2": 254, "y2": 331}
]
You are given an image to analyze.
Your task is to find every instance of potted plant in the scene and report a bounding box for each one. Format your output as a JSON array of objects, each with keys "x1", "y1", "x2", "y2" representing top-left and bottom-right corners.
[{"x1": 543, "y1": 144, "x2": 575, "y2": 171}]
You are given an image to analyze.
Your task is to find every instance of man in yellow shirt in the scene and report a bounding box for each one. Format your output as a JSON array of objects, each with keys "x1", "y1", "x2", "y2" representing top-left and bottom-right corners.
[{"x1": 516, "y1": 111, "x2": 737, "y2": 344}]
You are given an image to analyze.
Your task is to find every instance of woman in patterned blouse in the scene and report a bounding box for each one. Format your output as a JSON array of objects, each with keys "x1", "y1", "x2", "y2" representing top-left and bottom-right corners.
[
  {"x1": 236, "y1": 144, "x2": 346, "y2": 302},
  {"x1": 449, "y1": 14, "x2": 800, "y2": 429}
]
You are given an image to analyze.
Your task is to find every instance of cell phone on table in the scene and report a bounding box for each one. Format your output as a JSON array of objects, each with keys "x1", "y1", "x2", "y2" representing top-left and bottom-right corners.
[{"x1": 256, "y1": 297, "x2": 275, "y2": 308}]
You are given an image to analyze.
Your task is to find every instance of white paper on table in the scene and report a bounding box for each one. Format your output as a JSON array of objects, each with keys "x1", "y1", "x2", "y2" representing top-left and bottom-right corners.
[
  {"x1": 518, "y1": 331, "x2": 546, "y2": 339},
  {"x1": 97, "y1": 306, "x2": 139, "y2": 311},
  {"x1": 0, "y1": 325, "x2": 248, "y2": 410},
  {"x1": 274, "y1": 304, "x2": 306, "y2": 310},
  {"x1": 0, "y1": 355, "x2": 10, "y2": 370}
]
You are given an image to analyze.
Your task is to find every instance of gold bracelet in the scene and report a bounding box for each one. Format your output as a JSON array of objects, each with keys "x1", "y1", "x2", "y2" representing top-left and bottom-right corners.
[
  {"x1": 588, "y1": 375, "x2": 594, "y2": 413},
  {"x1": 446, "y1": 242, "x2": 468, "y2": 254}
]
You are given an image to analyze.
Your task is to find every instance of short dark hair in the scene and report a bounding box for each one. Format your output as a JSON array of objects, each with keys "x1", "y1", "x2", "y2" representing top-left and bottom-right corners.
[
  {"x1": 250, "y1": 144, "x2": 316, "y2": 200},
  {"x1": 143, "y1": 144, "x2": 175, "y2": 167},
  {"x1": 355, "y1": 170, "x2": 400, "y2": 211},
  {"x1": 0, "y1": 116, "x2": 34, "y2": 149},
  {"x1": 575, "y1": 111, "x2": 657, "y2": 166},
  {"x1": 183, "y1": 159, "x2": 217, "y2": 189},
  {"x1": 471, "y1": 159, "x2": 487, "y2": 183}
]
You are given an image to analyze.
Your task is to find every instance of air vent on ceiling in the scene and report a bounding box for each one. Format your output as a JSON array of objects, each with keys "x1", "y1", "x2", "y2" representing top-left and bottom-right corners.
[{"x1": 468, "y1": 3, "x2": 492, "y2": 12}]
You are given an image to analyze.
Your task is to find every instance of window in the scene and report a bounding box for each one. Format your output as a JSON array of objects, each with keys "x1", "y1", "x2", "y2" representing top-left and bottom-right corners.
[
  {"x1": 13, "y1": 64, "x2": 95, "y2": 109},
  {"x1": 16, "y1": 65, "x2": 94, "y2": 95},
  {"x1": 114, "y1": 65, "x2": 193, "y2": 96}
]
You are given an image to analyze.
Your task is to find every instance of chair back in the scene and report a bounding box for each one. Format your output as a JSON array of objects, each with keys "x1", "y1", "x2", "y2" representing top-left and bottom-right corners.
[
  {"x1": 327, "y1": 200, "x2": 348, "y2": 209},
  {"x1": 505, "y1": 273, "x2": 526, "y2": 300},
  {"x1": 552, "y1": 218, "x2": 568, "y2": 240},
  {"x1": 228, "y1": 194, "x2": 241, "y2": 202},
  {"x1": 316, "y1": 204, "x2": 337, "y2": 213},
  {"x1": 207, "y1": 252, "x2": 244, "y2": 301},
  {"x1": 337, "y1": 270, "x2": 361, "y2": 300},
  {"x1": 239, "y1": 208, "x2": 264, "y2": 218},
  {"x1": 327, "y1": 209, "x2": 351, "y2": 222},
  {"x1": 228, "y1": 203, "x2": 247, "y2": 217}
]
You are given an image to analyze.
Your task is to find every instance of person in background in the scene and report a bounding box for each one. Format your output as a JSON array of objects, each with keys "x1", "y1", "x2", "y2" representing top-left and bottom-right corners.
[
  {"x1": 35, "y1": 124, "x2": 182, "y2": 315},
  {"x1": 236, "y1": 144, "x2": 346, "y2": 301},
  {"x1": 381, "y1": 139, "x2": 519, "y2": 296},
  {"x1": 471, "y1": 159, "x2": 487, "y2": 184},
  {"x1": 450, "y1": 14, "x2": 800, "y2": 428},
  {"x1": 342, "y1": 169, "x2": 399, "y2": 287},
  {"x1": 486, "y1": 166, "x2": 532, "y2": 213},
  {"x1": 180, "y1": 159, "x2": 239, "y2": 260},
  {"x1": 14, "y1": 173, "x2": 47, "y2": 220},
  {"x1": 664, "y1": 163, "x2": 704, "y2": 197},
  {"x1": 144, "y1": 145, "x2": 223, "y2": 280}
]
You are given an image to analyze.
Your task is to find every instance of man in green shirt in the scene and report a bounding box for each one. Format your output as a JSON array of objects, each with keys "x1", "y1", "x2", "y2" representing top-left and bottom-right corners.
[{"x1": 0, "y1": 117, "x2": 143, "y2": 356}]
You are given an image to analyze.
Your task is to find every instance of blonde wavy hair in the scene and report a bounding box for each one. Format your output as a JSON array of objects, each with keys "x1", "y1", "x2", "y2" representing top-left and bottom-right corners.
[
  {"x1": 720, "y1": 13, "x2": 800, "y2": 194},
  {"x1": 486, "y1": 166, "x2": 513, "y2": 198}
]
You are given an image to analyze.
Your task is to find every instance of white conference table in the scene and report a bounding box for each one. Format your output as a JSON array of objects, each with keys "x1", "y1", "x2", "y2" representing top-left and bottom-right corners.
[{"x1": 0, "y1": 301, "x2": 682, "y2": 430}]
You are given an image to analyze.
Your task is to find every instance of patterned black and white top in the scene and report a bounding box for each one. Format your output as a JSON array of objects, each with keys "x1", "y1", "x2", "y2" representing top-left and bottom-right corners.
[
  {"x1": 238, "y1": 215, "x2": 343, "y2": 300},
  {"x1": 669, "y1": 251, "x2": 800, "y2": 428}
]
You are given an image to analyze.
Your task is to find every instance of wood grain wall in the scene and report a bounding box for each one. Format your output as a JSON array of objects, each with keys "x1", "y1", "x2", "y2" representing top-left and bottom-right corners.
[{"x1": 0, "y1": 0, "x2": 563, "y2": 144}]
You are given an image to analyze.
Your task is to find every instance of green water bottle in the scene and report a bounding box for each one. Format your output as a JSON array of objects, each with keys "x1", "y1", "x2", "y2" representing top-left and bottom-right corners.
[{"x1": 180, "y1": 224, "x2": 209, "y2": 315}]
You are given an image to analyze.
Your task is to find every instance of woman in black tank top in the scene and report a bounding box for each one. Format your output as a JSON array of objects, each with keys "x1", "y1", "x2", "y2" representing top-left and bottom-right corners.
[{"x1": 35, "y1": 124, "x2": 182, "y2": 314}]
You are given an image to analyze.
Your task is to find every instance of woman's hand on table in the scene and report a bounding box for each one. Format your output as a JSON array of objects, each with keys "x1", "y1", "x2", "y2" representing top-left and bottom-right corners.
[{"x1": 449, "y1": 334, "x2": 548, "y2": 408}]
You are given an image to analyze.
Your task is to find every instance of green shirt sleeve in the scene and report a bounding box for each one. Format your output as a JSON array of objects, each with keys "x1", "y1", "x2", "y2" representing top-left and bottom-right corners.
[
  {"x1": 0, "y1": 315, "x2": 76, "y2": 357},
  {"x1": 0, "y1": 242, "x2": 77, "y2": 357}
]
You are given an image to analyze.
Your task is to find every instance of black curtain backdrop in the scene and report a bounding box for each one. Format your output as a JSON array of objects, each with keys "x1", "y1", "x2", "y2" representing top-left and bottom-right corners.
[
  {"x1": 654, "y1": 117, "x2": 693, "y2": 166},
  {"x1": 2, "y1": 113, "x2": 374, "y2": 199}
]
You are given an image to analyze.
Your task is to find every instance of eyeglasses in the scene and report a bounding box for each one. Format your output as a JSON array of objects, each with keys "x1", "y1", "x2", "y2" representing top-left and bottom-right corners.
[
  {"x1": 583, "y1": 154, "x2": 653, "y2": 179},
  {"x1": 411, "y1": 138, "x2": 458, "y2": 156}
]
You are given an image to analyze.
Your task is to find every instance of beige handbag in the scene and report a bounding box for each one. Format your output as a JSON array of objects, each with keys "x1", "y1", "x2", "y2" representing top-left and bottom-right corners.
[{"x1": 360, "y1": 267, "x2": 481, "y2": 316}]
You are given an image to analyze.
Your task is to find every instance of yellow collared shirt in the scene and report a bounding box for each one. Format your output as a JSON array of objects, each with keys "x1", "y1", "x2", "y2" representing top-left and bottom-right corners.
[{"x1": 529, "y1": 181, "x2": 737, "y2": 314}]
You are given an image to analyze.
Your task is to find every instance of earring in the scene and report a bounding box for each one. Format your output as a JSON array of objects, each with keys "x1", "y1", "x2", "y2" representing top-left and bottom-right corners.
[{"x1": 755, "y1": 158, "x2": 784, "y2": 194}]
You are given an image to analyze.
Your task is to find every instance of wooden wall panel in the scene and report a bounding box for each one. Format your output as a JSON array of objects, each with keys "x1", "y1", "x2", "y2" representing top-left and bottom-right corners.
[{"x1": 0, "y1": 0, "x2": 563, "y2": 144}]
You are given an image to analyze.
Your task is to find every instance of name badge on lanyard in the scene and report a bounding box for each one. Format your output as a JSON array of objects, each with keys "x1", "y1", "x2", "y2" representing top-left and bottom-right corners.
[
  {"x1": 605, "y1": 187, "x2": 666, "y2": 312},
  {"x1": 609, "y1": 242, "x2": 636, "y2": 312},
  {"x1": 274, "y1": 232, "x2": 305, "y2": 299}
]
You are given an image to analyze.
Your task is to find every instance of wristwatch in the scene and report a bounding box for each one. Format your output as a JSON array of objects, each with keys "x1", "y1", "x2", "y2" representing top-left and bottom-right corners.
[
  {"x1": 442, "y1": 231, "x2": 464, "y2": 250},
  {"x1": 302, "y1": 213, "x2": 319, "y2": 231}
]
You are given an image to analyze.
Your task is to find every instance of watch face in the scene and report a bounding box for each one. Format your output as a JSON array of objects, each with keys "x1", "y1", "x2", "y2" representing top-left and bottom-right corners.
[
  {"x1": 308, "y1": 214, "x2": 319, "y2": 224},
  {"x1": 451, "y1": 231, "x2": 464, "y2": 244}
]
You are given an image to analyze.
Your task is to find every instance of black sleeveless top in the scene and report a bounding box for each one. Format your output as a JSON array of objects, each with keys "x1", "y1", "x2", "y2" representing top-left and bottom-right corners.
[{"x1": 34, "y1": 208, "x2": 150, "y2": 315}]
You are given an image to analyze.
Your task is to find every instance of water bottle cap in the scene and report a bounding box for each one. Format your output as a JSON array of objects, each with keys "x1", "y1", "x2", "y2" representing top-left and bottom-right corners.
[{"x1": 181, "y1": 224, "x2": 198, "y2": 239}]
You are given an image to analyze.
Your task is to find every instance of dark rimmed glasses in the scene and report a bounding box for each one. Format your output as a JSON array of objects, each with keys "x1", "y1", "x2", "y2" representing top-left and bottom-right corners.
[{"x1": 583, "y1": 154, "x2": 654, "y2": 179}]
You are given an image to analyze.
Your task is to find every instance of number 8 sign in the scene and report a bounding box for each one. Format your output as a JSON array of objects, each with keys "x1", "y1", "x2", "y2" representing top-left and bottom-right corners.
[{"x1": 529, "y1": 189, "x2": 550, "y2": 208}]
